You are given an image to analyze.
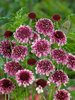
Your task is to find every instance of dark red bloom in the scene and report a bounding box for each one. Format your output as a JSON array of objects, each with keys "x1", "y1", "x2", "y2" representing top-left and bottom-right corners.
[
  {"x1": 52, "y1": 14, "x2": 61, "y2": 21},
  {"x1": 36, "y1": 79, "x2": 47, "y2": 88},
  {"x1": 27, "y1": 58, "x2": 37, "y2": 66},
  {"x1": 4, "y1": 31, "x2": 13, "y2": 38},
  {"x1": 28, "y1": 12, "x2": 36, "y2": 19}
]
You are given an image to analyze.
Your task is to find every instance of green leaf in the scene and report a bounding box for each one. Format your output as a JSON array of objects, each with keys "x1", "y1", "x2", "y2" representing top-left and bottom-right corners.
[{"x1": 61, "y1": 20, "x2": 72, "y2": 34}]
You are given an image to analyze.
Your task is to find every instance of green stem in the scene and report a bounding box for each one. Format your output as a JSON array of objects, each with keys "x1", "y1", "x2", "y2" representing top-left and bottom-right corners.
[
  {"x1": 49, "y1": 84, "x2": 55, "y2": 100},
  {"x1": 8, "y1": 94, "x2": 10, "y2": 100},
  {"x1": 5, "y1": 94, "x2": 7, "y2": 100}
]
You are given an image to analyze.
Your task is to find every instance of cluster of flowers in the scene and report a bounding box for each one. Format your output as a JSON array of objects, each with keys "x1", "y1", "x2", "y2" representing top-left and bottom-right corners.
[{"x1": 0, "y1": 12, "x2": 75, "y2": 100}]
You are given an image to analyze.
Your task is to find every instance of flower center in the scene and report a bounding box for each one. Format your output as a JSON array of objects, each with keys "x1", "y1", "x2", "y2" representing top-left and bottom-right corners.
[
  {"x1": 37, "y1": 42, "x2": 47, "y2": 52},
  {"x1": 36, "y1": 79, "x2": 47, "y2": 88},
  {"x1": 20, "y1": 72, "x2": 29, "y2": 81},
  {"x1": 41, "y1": 20, "x2": 51, "y2": 29},
  {"x1": 57, "y1": 92, "x2": 67, "y2": 100},
  {"x1": 2, "y1": 80, "x2": 11, "y2": 88},
  {"x1": 54, "y1": 31, "x2": 64, "y2": 39}
]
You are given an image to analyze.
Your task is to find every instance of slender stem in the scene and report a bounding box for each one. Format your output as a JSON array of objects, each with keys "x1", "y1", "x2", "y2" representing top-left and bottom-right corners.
[
  {"x1": 5, "y1": 94, "x2": 7, "y2": 100},
  {"x1": 8, "y1": 94, "x2": 10, "y2": 100}
]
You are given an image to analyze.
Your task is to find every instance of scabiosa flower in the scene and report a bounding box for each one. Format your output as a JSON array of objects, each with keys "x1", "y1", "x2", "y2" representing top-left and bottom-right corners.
[
  {"x1": 14, "y1": 25, "x2": 33, "y2": 44},
  {"x1": 36, "y1": 59, "x2": 55, "y2": 76},
  {"x1": 50, "y1": 30, "x2": 66, "y2": 46},
  {"x1": 31, "y1": 39, "x2": 50, "y2": 58},
  {"x1": 4, "y1": 31, "x2": 13, "y2": 38},
  {"x1": 4, "y1": 61, "x2": 23, "y2": 76},
  {"x1": 15, "y1": 69, "x2": 35, "y2": 87},
  {"x1": 0, "y1": 78, "x2": 15, "y2": 94},
  {"x1": 11, "y1": 45, "x2": 29, "y2": 62},
  {"x1": 49, "y1": 70, "x2": 69, "y2": 87},
  {"x1": 67, "y1": 53, "x2": 75, "y2": 71},
  {"x1": 28, "y1": 12, "x2": 36, "y2": 19},
  {"x1": 32, "y1": 32, "x2": 40, "y2": 42},
  {"x1": 51, "y1": 49, "x2": 67, "y2": 65},
  {"x1": 36, "y1": 19, "x2": 54, "y2": 37},
  {"x1": 55, "y1": 89, "x2": 71, "y2": 100},
  {"x1": 36, "y1": 79, "x2": 47, "y2": 94},
  {"x1": 0, "y1": 40, "x2": 16, "y2": 59},
  {"x1": 27, "y1": 58, "x2": 37, "y2": 66},
  {"x1": 52, "y1": 14, "x2": 61, "y2": 21}
]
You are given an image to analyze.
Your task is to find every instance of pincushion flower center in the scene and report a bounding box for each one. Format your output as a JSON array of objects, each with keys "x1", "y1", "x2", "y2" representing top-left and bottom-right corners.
[
  {"x1": 41, "y1": 21, "x2": 51, "y2": 29},
  {"x1": 54, "y1": 31, "x2": 64, "y2": 39},
  {"x1": 57, "y1": 92, "x2": 67, "y2": 99},
  {"x1": 20, "y1": 72, "x2": 29, "y2": 81},
  {"x1": 37, "y1": 42, "x2": 47, "y2": 51},
  {"x1": 2, "y1": 80, "x2": 11, "y2": 88}
]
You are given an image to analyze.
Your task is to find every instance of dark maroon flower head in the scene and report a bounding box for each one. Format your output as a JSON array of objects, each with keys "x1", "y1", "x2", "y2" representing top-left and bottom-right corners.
[
  {"x1": 15, "y1": 69, "x2": 35, "y2": 87},
  {"x1": 4, "y1": 31, "x2": 13, "y2": 38},
  {"x1": 55, "y1": 89, "x2": 71, "y2": 100},
  {"x1": 49, "y1": 70, "x2": 69, "y2": 87},
  {"x1": 0, "y1": 40, "x2": 16, "y2": 59},
  {"x1": 27, "y1": 58, "x2": 37, "y2": 66},
  {"x1": 28, "y1": 12, "x2": 36, "y2": 19},
  {"x1": 36, "y1": 79, "x2": 47, "y2": 88},
  {"x1": 67, "y1": 53, "x2": 75, "y2": 71},
  {"x1": 52, "y1": 14, "x2": 61, "y2": 21},
  {"x1": 5, "y1": 61, "x2": 23, "y2": 76},
  {"x1": 0, "y1": 78, "x2": 15, "y2": 94}
]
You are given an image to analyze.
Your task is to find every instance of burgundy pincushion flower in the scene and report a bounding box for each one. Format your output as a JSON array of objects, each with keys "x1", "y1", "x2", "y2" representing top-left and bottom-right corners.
[
  {"x1": 15, "y1": 69, "x2": 35, "y2": 87},
  {"x1": 4, "y1": 61, "x2": 23, "y2": 76},
  {"x1": 36, "y1": 19, "x2": 54, "y2": 37},
  {"x1": 36, "y1": 79, "x2": 47, "y2": 94},
  {"x1": 11, "y1": 45, "x2": 29, "y2": 62},
  {"x1": 52, "y1": 14, "x2": 61, "y2": 21},
  {"x1": 67, "y1": 53, "x2": 75, "y2": 71},
  {"x1": 36, "y1": 59, "x2": 55, "y2": 76},
  {"x1": 55, "y1": 89, "x2": 71, "y2": 100},
  {"x1": 4, "y1": 31, "x2": 13, "y2": 38},
  {"x1": 51, "y1": 49, "x2": 67, "y2": 65},
  {"x1": 31, "y1": 39, "x2": 50, "y2": 58},
  {"x1": 28, "y1": 12, "x2": 36, "y2": 19},
  {"x1": 32, "y1": 32, "x2": 40, "y2": 42},
  {"x1": 0, "y1": 40, "x2": 16, "y2": 59},
  {"x1": 14, "y1": 25, "x2": 33, "y2": 44},
  {"x1": 50, "y1": 30, "x2": 66, "y2": 46},
  {"x1": 49, "y1": 70, "x2": 69, "y2": 87},
  {"x1": 0, "y1": 78, "x2": 15, "y2": 94},
  {"x1": 36, "y1": 79, "x2": 47, "y2": 88},
  {"x1": 27, "y1": 58, "x2": 37, "y2": 66}
]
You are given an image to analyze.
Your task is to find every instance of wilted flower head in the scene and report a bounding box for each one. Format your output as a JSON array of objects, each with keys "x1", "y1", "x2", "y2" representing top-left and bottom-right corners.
[
  {"x1": 11, "y1": 45, "x2": 28, "y2": 62},
  {"x1": 0, "y1": 40, "x2": 16, "y2": 59},
  {"x1": 4, "y1": 31, "x2": 13, "y2": 38},
  {"x1": 55, "y1": 89, "x2": 71, "y2": 100},
  {"x1": 36, "y1": 79, "x2": 47, "y2": 94},
  {"x1": 51, "y1": 49, "x2": 67, "y2": 65},
  {"x1": 15, "y1": 69, "x2": 35, "y2": 87},
  {"x1": 36, "y1": 19, "x2": 54, "y2": 37},
  {"x1": 36, "y1": 59, "x2": 55, "y2": 76},
  {"x1": 31, "y1": 39, "x2": 50, "y2": 58},
  {"x1": 49, "y1": 70, "x2": 69, "y2": 87},
  {"x1": 32, "y1": 32, "x2": 40, "y2": 42},
  {"x1": 50, "y1": 30, "x2": 66, "y2": 46},
  {"x1": 28, "y1": 12, "x2": 36, "y2": 19},
  {"x1": 0, "y1": 78, "x2": 15, "y2": 94},
  {"x1": 14, "y1": 25, "x2": 33, "y2": 44},
  {"x1": 27, "y1": 58, "x2": 37, "y2": 66},
  {"x1": 52, "y1": 14, "x2": 61, "y2": 21},
  {"x1": 5, "y1": 61, "x2": 23, "y2": 76},
  {"x1": 67, "y1": 53, "x2": 75, "y2": 71}
]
